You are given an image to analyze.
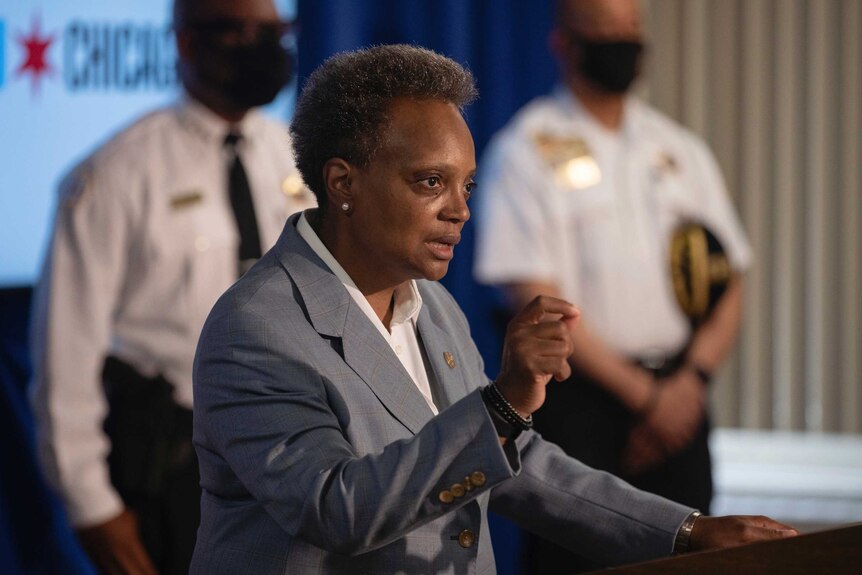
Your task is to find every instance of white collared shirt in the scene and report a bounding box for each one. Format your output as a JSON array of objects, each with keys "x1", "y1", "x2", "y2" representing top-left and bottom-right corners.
[
  {"x1": 297, "y1": 212, "x2": 438, "y2": 415},
  {"x1": 29, "y1": 95, "x2": 315, "y2": 527},
  {"x1": 475, "y1": 87, "x2": 752, "y2": 357}
]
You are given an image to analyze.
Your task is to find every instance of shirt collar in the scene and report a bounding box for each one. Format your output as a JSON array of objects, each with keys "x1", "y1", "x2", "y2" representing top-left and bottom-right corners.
[
  {"x1": 296, "y1": 211, "x2": 423, "y2": 328},
  {"x1": 176, "y1": 92, "x2": 267, "y2": 145},
  {"x1": 552, "y1": 84, "x2": 644, "y2": 140}
]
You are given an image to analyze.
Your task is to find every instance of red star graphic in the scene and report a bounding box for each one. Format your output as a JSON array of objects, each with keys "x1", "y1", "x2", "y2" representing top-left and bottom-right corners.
[{"x1": 16, "y1": 16, "x2": 56, "y2": 95}]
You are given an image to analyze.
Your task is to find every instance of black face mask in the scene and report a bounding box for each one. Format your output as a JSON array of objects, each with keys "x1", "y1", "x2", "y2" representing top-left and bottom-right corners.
[
  {"x1": 200, "y1": 35, "x2": 294, "y2": 109},
  {"x1": 577, "y1": 40, "x2": 643, "y2": 93}
]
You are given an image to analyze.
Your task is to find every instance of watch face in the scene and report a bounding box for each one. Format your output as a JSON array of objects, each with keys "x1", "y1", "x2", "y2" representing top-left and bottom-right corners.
[{"x1": 670, "y1": 222, "x2": 730, "y2": 324}]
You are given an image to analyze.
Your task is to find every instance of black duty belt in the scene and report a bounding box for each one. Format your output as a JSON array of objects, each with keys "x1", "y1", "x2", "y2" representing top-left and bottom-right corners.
[{"x1": 632, "y1": 348, "x2": 688, "y2": 379}]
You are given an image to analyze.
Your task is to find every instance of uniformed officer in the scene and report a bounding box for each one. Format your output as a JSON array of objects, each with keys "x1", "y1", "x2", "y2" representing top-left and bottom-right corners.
[
  {"x1": 29, "y1": 0, "x2": 313, "y2": 573},
  {"x1": 473, "y1": 0, "x2": 752, "y2": 572}
]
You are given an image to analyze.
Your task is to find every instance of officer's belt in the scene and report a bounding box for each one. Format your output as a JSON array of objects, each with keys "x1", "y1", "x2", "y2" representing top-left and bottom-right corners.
[{"x1": 631, "y1": 348, "x2": 688, "y2": 380}]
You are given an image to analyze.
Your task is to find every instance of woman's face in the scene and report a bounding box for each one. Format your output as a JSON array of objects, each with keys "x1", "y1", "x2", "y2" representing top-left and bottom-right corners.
[{"x1": 342, "y1": 98, "x2": 476, "y2": 290}]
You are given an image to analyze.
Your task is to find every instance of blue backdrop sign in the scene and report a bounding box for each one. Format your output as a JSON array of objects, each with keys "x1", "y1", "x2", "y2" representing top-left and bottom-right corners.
[{"x1": 0, "y1": 1, "x2": 295, "y2": 288}]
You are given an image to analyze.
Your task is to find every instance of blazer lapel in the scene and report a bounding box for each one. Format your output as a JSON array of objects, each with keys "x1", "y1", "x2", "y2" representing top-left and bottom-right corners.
[
  {"x1": 276, "y1": 215, "x2": 435, "y2": 434},
  {"x1": 340, "y1": 307, "x2": 435, "y2": 434},
  {"x1": 416, "y1": 306, "x2": 471, "y2": 410}
]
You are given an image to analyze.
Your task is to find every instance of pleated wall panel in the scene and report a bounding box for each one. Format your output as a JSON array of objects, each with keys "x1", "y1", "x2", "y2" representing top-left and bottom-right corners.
[{"x1": 642, "y1": 0, "x2": 861, "y2": 432}]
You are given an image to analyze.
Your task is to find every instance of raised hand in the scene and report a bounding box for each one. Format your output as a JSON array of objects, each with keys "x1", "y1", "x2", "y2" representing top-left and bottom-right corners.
[{"x1": 495, "y1": 295, "x2": 580, "y2": 417}]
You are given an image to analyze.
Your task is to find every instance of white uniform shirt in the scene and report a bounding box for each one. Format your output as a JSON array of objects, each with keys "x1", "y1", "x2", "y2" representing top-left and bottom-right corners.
[
  {"x1": 297, "y1": 212, "x2": 438, "y2": 415},
  {"x1": 29, "y1": 96, "x2": 315, "y2": 527},
  {"x1": 474, "y1": 87, "x2": 752, "y2": 358}
]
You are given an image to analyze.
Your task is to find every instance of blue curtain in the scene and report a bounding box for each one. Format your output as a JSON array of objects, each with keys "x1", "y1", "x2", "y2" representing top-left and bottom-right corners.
[
  {"x1": 0, "y1": 287, "x2": 95, "y2": 574},
  {"x1": 0, "y1": 3, "x2": 557, "y2": 573},
  {"x1": 296, "y1": 2, "x2": 557, "y2": 573}
]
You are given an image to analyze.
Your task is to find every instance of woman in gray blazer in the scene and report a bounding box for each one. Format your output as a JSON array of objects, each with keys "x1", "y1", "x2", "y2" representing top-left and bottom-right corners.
[{"x1": 190, "y1": 44, "x2": 795, "y2": 575}]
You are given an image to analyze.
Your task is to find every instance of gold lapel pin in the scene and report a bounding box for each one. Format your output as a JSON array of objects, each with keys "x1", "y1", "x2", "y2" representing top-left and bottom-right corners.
[{"x1": 443, "y1": 352, "x2": 456, "y2": 369}]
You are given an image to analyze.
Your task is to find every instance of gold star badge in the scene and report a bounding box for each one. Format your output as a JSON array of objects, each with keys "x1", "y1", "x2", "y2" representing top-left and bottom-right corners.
[
  {"x1": 656, "y1": 150, "x2": 679, "y2": 176},
  {"x1": 533, "y1": 132, "x2": 601, "y2": 190}
]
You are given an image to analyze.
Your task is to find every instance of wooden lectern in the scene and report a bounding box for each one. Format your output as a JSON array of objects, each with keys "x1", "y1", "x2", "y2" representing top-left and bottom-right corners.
[{"x1": 584, "y1": 523, "x2": 862, "y2": 574}]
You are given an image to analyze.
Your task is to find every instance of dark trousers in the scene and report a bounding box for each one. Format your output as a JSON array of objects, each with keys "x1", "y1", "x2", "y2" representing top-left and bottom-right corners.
[
  {"x1": 523, "y1": 368, "x2": 712, "y2": 574},
  {"x1": 102, "y1": 357, "x2": 200, "y2": 575}
]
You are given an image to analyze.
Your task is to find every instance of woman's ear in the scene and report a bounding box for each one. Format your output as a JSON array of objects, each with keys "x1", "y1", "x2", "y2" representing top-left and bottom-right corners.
[{"x1": 322, "y1": 158, "x2": 353, "y2": 214}]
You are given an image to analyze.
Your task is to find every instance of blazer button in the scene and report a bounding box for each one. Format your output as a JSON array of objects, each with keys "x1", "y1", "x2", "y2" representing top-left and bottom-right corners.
[
  {"x1": 458, "y1": 529, "x2": 476, "y2": 548},
  {"x1": 469, "y1": 471, "x2": 486, "y2": 487},
  {"x1": 439, "y1": 490, "x2": 454, "y2": 504},
  {"x1": 450, "y1": 483, "x2": 466, "y2": 498}
]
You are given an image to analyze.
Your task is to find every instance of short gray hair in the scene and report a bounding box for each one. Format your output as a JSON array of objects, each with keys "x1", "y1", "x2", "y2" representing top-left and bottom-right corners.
[{"x1": 290, "y1": 44, "x2": 478, "y2": 209}]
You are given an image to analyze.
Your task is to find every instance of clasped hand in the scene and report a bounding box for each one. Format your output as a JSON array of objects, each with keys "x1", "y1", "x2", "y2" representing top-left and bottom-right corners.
[
  {"x1": 623, "y1": 368, "x2": 707, "y2": 474},
  {"x1": 77, "y1": 508, "x2": 158, "y2": 575}
]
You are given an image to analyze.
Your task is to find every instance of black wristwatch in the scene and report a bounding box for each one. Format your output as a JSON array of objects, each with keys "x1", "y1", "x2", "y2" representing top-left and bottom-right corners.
[{"x1": 673, "y1": 510, "x2": 702, "y2": 554}]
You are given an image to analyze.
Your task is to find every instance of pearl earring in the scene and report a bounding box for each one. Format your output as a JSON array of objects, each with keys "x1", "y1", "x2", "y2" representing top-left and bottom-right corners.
[{"x1": 341, "y1": 202, "x2": 351, "y2": 212}]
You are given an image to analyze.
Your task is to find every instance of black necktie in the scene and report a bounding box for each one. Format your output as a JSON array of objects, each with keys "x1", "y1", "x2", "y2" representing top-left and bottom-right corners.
[{"x1": 224, "y1": 132, "x2": 262, "y2": 276}]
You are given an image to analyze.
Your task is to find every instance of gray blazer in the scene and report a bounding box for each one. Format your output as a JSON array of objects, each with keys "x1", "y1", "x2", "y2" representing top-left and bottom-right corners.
[{"x1": 191, "y1": 214, "x2": 692, "y2": 574}]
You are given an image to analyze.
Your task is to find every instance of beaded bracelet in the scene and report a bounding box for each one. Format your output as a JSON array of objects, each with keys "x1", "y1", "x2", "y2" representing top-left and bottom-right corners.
[{"x1": 482, "y1": 382, "x2": 533, "y2": 431}]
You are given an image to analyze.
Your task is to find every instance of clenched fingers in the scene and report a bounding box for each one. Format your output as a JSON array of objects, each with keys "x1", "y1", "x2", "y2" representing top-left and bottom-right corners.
[{"x1": 511, "y1": 295, "x2": 580, "y2": 328}]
